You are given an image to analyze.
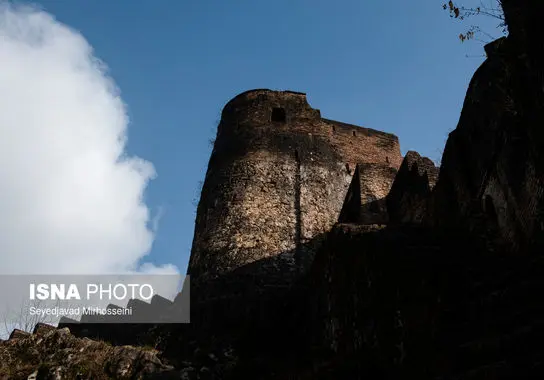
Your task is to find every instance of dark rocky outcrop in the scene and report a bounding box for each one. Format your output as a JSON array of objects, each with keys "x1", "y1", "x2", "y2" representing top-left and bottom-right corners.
[{"x1": 428, "y1": 21, "x2": 544, "y2": 253}]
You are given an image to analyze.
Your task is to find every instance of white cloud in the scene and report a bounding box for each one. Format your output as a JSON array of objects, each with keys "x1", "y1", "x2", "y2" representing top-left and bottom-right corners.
[{"x1": 0, "y1": 2, "x2": 179, "y2": 278}]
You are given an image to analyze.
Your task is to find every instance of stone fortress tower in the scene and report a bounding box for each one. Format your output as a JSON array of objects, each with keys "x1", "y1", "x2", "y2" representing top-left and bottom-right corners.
[{"x1": 188, "y1": 89, "x2": 403, "y2": 286}]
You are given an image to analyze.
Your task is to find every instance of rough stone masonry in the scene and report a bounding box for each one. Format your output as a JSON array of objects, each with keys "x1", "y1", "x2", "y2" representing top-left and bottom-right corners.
[{"x1": 188, "y1": 89, "x2": 403, "y2": 287}]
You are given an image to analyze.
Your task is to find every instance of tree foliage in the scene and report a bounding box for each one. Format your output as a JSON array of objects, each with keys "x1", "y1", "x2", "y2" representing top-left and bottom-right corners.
[{"x1": 443, "y1": 1, "x2": 506, "y2": 42}]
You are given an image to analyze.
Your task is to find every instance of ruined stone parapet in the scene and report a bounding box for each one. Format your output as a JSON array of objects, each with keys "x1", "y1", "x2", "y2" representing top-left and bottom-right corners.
[
  {"x1": 188, "y1": 89, "x2": 402, "y2": 286},
  {"x1": 32, "y1": 322, "x2": 56, "y2": 336},
  {"x1": 338, "y1": 163, "x2": 398, "y2": 225},
  {"x1": 386, "y1": 151, "x2": 438, "y2": 225},
  {"x1": 57, "y1": 293, "x2": 185, "y2": 327},
  {"x1": 8, "y1": 329, "x2": 30, "y2": 340}
]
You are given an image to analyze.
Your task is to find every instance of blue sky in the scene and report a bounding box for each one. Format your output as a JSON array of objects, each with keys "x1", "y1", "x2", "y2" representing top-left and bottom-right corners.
[{"x1": 27, "y1": 0, "x2": 503, "y2": 274}]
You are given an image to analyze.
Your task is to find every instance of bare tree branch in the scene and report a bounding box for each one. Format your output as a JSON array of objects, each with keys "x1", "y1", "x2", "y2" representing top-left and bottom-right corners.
[
  {"x1": 0, "y1": 298, "x2": 63, "y2": 338},
  {"x1": 443, "y1": 0, "x2": 507, "y2": 43}
]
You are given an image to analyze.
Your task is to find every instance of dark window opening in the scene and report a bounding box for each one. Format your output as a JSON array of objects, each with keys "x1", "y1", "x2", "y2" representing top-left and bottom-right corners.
[
  {"x1": 386, "y1": 156, "x2": 390, "y2": 164},
  {"x1": 271, "y1": 107, "x2": 286, "y2": 123},
  {"x1": 332, "y1": 126, "x2": 336, "y2": 132},
  {"x1": 352, "y1": 131, "x2": 356, "y2": 137},
  {"x1": 345, "y1": 163, "x2": 351, "y2": 174},
  {"x1": 484, "y1": 195, "x2": 497, "y2": 219}
]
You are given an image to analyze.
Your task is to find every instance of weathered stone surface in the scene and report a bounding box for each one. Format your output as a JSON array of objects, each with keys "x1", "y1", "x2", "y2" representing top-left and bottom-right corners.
[
  {"x1": 0, "y1": 327, "x2": 177, "y2": 379},
  {"x1": 8, "y1": 329, "x2": 29, "y2": 340},
  {"x1": 338, "y1": 163, "x2": 398, "y2": 224},
  {"x1": 305, "y1": 221, "x2": 544, "y2": 379},
  {"x1": 386, "y1": 151, "x2": 438, "y2": 225},
  {"x1": 189, "y1": 89, "x2": 402, "y2": 288},
  {"x1": 308, "y1": 224, "x2": 455, "y2": 377},
  {"x1": 32, "y1": 323, "x2": 55, "y2": 336}
]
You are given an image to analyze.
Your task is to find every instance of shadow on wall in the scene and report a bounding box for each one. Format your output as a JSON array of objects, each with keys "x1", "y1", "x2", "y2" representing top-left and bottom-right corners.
[
  {"x1": 55, "y1": 231, "x2": 330, "y2": 351},
  {"x1": 338, "y1": 195, "x2": 388, "y2": 225},
  {"x1": 337, "y1": 163, "x2": 393, "y2": 225}
]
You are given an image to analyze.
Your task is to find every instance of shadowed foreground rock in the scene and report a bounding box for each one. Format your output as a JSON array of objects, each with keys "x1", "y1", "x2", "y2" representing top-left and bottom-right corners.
[{"x1": 0, "y1": 326, "x2": 178, "y2": 379}]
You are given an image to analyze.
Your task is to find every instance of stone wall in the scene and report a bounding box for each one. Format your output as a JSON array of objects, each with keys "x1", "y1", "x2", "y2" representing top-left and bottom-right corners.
[
  {"x1": 338, "y1": 163, "x2": 398, "y2": 225},
  {"x1": 387, "y1": 151, "x2": 438, "y2": 225},
  {"x1": 188, "y1": 89, "x2": 402, "y2": 286},
  {"x1": 306, "y1": 221, "x2": 544, "y2": 378},
  {"x1": 307, "y1": 224, "x2": 444, "y2": 377}
]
